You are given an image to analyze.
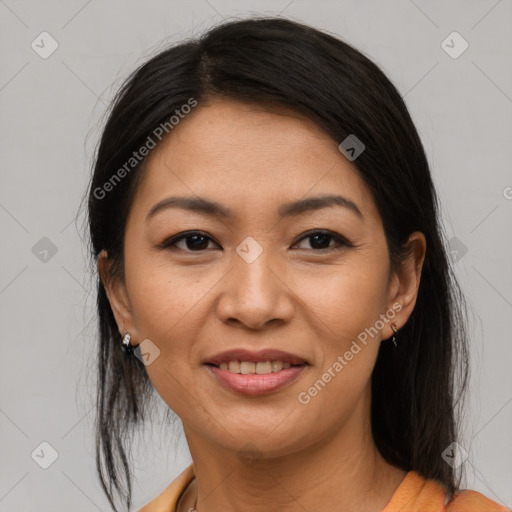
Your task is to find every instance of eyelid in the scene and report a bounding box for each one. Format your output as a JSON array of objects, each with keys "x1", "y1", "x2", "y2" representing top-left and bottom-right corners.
[
  {"x1": 292, "y1": 229, "x2": 353, "y2": 249},
  {"x1": 156, "y1": 230, "x2": 219, "y2": 251},
  {"x1": 157, "y1": 229, "x2": 353, "y2": 252}
]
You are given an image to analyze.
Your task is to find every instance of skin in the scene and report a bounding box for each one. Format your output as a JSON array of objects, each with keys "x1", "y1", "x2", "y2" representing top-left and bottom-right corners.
[{"x1": 98, "y1": 99, "x2": 426, "y2": 512}]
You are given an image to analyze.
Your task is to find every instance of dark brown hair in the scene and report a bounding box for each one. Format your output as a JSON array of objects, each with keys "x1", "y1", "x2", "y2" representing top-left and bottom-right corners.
[{"x1": 82, "y1": 16, "x2": 469, "y2": 511}]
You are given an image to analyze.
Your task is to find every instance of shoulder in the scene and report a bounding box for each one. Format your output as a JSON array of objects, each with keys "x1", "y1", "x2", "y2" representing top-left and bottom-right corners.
[
  {"x1": 446, "y1": 489, "x2": 510, "y2": 512},
  {"x1": 137, "y1": 463, "x2": 195, "y2": 512},
  {"x1": 383, "y1": 470, "x2": 509, "y2": 512}
]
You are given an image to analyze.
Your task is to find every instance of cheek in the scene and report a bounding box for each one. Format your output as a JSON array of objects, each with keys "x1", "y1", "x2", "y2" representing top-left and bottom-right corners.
[
  {"x1": 295, "y1": 275, "x2": 383, "y2": 432},
  {"x1": 292, "y1": 256, "x2": 389, "y2": 406},
  {"x1": 125, "y1": 264, "x2": 207, "y2": 416},
  {"x1": 124, "y1": 256, "x2": 206, "y2": 358},
  {"x1": 296, "y1": 259, "x2": 390, "y2": 349}
]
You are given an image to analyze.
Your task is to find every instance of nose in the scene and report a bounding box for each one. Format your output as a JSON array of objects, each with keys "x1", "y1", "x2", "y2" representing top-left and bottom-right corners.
[{"x1": 216, "y1": 248, "x2": 295, "y2": 330}]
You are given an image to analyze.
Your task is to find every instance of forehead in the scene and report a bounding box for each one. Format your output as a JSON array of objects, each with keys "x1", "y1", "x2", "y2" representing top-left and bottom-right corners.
[{"x1": 130, "y1": 99, "x2": 380, "y2": 224}]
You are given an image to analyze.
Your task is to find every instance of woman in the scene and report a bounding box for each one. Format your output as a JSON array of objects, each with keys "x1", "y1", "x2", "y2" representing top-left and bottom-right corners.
[{"x1": 84, "y1": 16, "x2": 509, "y2": 512}]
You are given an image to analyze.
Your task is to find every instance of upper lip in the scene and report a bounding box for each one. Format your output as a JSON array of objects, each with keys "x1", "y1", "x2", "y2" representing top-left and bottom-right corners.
[{"x1": 204, "y1": 348, "x2": 308, "y2": 366}]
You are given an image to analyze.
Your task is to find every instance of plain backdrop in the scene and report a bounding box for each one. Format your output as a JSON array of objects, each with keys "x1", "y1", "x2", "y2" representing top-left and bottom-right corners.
[{"x1": 0, "y1": 1, "x2": 511, "y2": 511}]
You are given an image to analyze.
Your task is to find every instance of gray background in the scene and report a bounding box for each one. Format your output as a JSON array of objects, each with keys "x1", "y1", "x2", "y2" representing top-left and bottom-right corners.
[{"x1": 1, "y1": 1, "x2": 511, "y2": 510}]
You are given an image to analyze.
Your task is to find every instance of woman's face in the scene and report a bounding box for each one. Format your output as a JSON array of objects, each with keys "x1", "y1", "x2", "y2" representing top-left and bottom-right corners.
[{"x1": 101, "y1": 99, "x2": 425, "y2": 459}]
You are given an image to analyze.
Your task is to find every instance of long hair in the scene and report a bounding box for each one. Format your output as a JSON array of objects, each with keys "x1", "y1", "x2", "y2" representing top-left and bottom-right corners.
[{"x1": 83, "y1": 16, "x2": 469, "y2": 511}]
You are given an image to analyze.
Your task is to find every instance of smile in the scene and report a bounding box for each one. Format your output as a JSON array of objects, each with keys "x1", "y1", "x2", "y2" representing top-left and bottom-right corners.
[
  {"x1": 205, "y1": 362, "x2": 308, "y2": 395},
  {"x1": 213, "y1": 360, "x2": 300, "y2": 374}
]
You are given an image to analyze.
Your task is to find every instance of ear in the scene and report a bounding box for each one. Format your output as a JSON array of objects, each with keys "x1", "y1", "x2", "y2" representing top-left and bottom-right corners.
[
  {"x1": 383, "y1": 231, "x2": 426, "y2": 339},
  {"x1": 97, "y1": 249, "x2": 139, "y2": 343}
]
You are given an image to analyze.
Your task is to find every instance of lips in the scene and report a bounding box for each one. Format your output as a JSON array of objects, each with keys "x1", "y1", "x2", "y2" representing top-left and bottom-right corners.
[
  {"x1": 203, "y1": 348, "x2": 308, "y2": 367},
  {"x1": 207, "y1": 364, "x2": 307, "y2": 395}
]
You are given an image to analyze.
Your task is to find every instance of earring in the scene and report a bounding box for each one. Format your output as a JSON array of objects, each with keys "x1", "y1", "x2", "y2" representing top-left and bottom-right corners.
[
  {"x1": 391, "y1": 324, "x2": 398, "y2": 347},
  {"x1": 121, "y1": 332, "x2": 134, "y2": 354}
]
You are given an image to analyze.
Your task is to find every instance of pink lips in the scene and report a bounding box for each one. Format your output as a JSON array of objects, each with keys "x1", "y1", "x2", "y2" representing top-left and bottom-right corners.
[
  {"x1": 206, "y1": 364, "x2": 307, "y2": 395},
  {"x1": 203, "y1": 348, "x2": 309, "y2": 396},
  {"x1": 204, "y1": 348, "x2": 307, "y2": 366}
]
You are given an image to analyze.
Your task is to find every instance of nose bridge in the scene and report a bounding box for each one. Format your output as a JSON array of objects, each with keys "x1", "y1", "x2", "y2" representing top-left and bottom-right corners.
[
  {"x1": 217, "y1": 235, "x2": 292, "y2": 328},
  {"x1": 233, "y1": 235, "x2": 278, "y2": 303}
]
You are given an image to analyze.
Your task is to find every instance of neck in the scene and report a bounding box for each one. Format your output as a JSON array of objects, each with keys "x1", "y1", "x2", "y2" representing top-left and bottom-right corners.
[{"x1": 179, "y1": 392, "x2": 407, "y2": 512}]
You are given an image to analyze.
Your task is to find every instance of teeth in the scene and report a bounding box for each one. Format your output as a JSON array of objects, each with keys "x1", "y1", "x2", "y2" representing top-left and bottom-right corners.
[
  {"x1": 217, "y1": 360, "x2": 295, "y2": 374},
  {"x1": 227, "y1": 361, "x2": 240, "y2": 373},
  {"x1": 256, "y1": 361, "x2": 272, "y2": 374},
  {"x1": 271, "y1": 360, "x2": 283, "y2": 372},
  {"x1": 241, "y1": 361, "x2": 256, "y2": 374}
]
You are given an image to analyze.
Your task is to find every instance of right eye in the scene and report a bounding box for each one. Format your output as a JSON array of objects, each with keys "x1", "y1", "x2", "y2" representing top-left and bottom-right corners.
[{"x1": 158, "y1": 231, "x2": 220, "y2": 253}]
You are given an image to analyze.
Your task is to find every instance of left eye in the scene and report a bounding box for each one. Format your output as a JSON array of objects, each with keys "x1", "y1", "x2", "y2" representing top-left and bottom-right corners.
[
  {"x1": 159, "y1": 230, "x2": 351, "y2": 253},
  {"x1": 293, "y1": 230, "x2": 350, "y2": 251}
]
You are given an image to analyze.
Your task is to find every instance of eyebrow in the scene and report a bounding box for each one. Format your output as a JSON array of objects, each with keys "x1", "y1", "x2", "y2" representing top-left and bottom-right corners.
[{"x1": 145, "y1": 194, "x2": 363, "y2": 223}]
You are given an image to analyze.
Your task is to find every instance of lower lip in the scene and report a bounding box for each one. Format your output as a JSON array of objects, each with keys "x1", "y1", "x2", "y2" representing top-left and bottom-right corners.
[{"x1": 206, "y1": 364, "x2": 307, "y2": 396}]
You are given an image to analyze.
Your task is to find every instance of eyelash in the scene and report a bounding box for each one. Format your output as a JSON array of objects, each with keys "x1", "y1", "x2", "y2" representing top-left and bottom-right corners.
[{"x1": 157, "y1": 230, "x2": 353, "y2": 254}]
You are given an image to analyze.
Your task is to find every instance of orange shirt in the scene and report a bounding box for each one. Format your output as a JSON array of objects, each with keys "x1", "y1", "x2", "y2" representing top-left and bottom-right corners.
[{"x1": 138, "y1": 463, "x2": 510, "y2": 512}]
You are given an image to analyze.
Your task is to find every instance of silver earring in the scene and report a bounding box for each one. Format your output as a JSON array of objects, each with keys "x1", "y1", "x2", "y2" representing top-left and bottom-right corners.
[
  {"x1": 121, "y1": 332, "x2": 134, "y2": 354},
  {"x1": 391, "y1": 324, "x2": 398, "y2": 347}
]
